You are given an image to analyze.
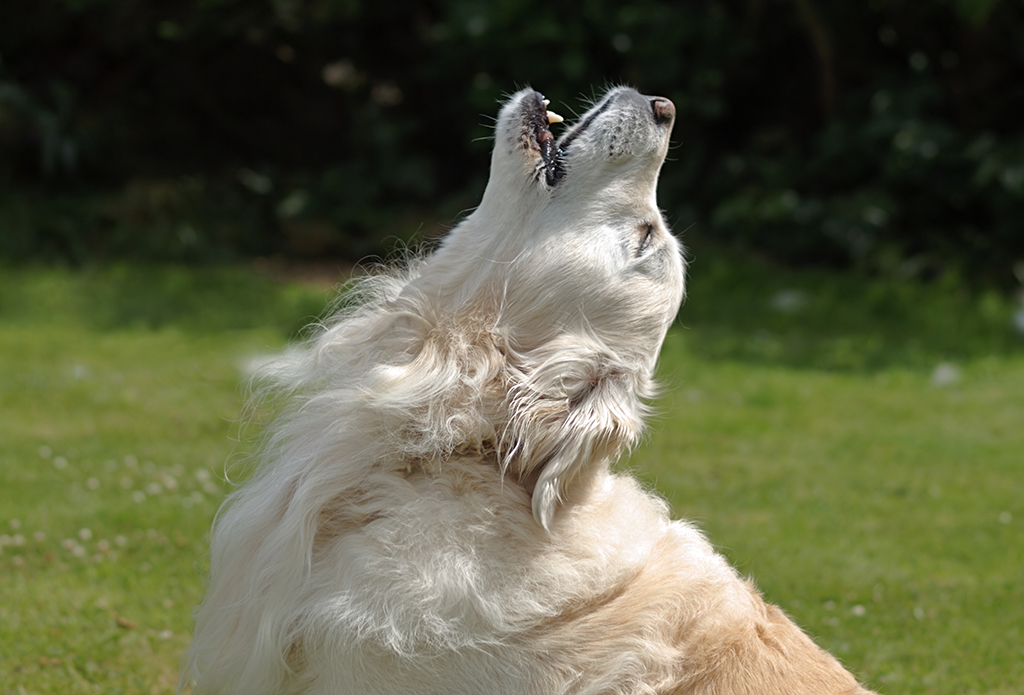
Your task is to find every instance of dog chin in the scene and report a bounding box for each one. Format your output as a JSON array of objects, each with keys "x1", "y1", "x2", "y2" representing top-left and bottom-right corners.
[{"x1": 184, "y1": 87, "x2": 876, "y2": 695}]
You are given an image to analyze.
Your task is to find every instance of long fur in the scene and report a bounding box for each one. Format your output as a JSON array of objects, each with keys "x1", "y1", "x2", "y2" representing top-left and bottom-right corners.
[{"x1": 185, "y1": 87, "x2": 876, "y2": 694}]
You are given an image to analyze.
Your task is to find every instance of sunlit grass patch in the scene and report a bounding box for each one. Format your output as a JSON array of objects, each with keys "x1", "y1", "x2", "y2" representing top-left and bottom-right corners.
[
  {"x1": 0, "y1": 326, "x2": 250, "y2": 693},
  {"x1": 0, "y1": 266, "x2": 332, "y2": 693},
  {"x1": 635, "y1": 340, "x2": 1024, "y2": 692}
]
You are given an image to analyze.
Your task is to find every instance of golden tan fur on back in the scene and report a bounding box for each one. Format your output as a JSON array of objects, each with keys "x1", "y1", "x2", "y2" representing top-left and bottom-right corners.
[{"x1": 532, "y1": 539, "x2": 870, "y2": 695}]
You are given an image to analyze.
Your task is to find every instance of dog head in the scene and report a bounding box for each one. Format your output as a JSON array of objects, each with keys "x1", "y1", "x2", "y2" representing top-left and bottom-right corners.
[
  {"x1": 429, "y1": 87, "x2": 683, "y2": 365},
  {"x1": 399, "y1": 87, "x2": 685, "y2": 528}
]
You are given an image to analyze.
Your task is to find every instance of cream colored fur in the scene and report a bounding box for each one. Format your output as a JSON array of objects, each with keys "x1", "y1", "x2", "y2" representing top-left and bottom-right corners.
[{"x1": 184, "y1": 87, "x2": 877, "y2": 694}]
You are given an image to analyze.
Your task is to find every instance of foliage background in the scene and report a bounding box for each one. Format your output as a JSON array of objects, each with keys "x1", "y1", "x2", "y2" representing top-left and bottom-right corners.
[{"x1": 2, "y1": 0, "x2": 1023, "y2": 288}]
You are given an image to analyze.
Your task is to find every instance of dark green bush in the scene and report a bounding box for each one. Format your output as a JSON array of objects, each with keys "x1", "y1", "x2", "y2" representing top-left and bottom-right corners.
[{"x1": 1, "y1": 0, "x2": 1022, "y2": 287}]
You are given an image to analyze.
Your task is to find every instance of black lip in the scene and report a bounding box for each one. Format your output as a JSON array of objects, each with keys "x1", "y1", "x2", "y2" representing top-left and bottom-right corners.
[
  {"x1": 528, "y1": 91, "x2": 565, "y2": 187},
  {"x1": 531, "y1": 90, "x2": 614, "y2": 186}
]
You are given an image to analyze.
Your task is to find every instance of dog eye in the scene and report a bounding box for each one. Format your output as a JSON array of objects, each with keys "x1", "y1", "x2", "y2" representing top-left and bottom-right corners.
[{"x1": 636, "y1": 223, "x2": 655, "y2": 256}]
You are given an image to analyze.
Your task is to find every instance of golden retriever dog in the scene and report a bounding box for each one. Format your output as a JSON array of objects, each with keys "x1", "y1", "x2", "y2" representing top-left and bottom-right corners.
[{"x1": 185, "y1": 86, "x2": 877, "y2": 694}]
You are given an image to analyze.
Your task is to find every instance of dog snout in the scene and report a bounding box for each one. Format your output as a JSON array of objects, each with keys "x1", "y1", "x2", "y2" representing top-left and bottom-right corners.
[{"x1": 650, "y1": 97, "x2": 675, "y2": 125}]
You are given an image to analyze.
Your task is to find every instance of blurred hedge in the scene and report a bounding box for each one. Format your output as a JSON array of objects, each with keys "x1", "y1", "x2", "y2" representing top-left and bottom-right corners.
[{"x1": 1, "y1": 0, "x2": 1023, "y2": 287}]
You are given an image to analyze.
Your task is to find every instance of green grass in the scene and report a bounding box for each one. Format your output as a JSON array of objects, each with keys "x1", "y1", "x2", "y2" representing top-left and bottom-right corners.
[
  {"x1": 1, "y1": 252, "x2": 1022, "y2": 694},
  {"x1": 638, "y1": 345, "x2": 1024, "y2": 692},
  {"x1": 0, "y1": 266, "x2": 332, "y2": 694}
]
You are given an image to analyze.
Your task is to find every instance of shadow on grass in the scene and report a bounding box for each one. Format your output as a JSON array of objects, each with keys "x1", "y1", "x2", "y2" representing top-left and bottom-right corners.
[
  {"x1": 677, "y1": 245, "x2": 1024, "y2": 371},
  {"x1": 0, "y1": 263, "x2": 334, "y2": 339},
  {"x1": 2, "y1": 246, "x2": 1022, "y2": 371}
]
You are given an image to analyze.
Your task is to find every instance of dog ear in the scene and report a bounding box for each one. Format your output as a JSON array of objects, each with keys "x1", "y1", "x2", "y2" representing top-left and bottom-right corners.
[{"x1": 502, "y1": 336, "x2": 650, "y2": 530}]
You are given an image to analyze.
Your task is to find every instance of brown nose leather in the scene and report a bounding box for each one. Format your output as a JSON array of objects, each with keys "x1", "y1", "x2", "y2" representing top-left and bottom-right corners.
[{"x1": 651, "y1": 97, "x2": 675, "y2": 124}]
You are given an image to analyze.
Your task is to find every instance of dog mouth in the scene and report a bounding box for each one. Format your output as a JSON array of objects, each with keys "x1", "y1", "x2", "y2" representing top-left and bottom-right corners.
[
  {"x1": 526, "y1": 88, "x2": 676, "y2": 188},
  {"x1": 527, "y1": 90, "x2": 608, "y2": 187},
  {"x1": 528, "y1": 91, "x2": 567, "y2": 187}
]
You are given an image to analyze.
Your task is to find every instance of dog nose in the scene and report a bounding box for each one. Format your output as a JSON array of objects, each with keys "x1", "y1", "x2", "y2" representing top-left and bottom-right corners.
[{"x1": 650, "y1": 97, "x2": 675, "y2": 124}]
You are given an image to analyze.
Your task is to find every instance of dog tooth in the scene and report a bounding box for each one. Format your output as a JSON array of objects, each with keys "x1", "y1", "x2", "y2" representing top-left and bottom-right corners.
[{"x1": 547, "y1": 111, "x2": 564, "y2": 124}]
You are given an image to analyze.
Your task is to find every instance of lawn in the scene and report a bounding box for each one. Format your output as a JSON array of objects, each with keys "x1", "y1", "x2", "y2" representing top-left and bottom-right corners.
[{"x1": 1, "y1": 253, "x2": 1021, "y2": 694}]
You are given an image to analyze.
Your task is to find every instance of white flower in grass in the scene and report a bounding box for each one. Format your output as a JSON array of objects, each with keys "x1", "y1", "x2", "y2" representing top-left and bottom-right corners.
[
  {"x1": 114, "y1": 535, "x2": 127, "y2": 547},
  {"x1": 71, "y1": 545, "x2": 87, "y2": 558},
  {"x1": 39, "y1": 445, "x2": 52, "y2": 459},
  {"x1": 930, "y1": 363, "x2": 961, "y2": 387},
  {"x1": 53, "y1": 457, "x2": 68, "y2": 470},
  {"x1": 769, "y1": 289, "x2": 808, "y2": 313},
  {"x1": 9, "y1": 519, "x2": 21, "y2": 530},
  {"x1": 145, "y1": 482, "x2": 163, "y2": 496},
  {"x1": 97, "y1": 539, "x2": 110, "y2": 552},
  {"x1": 79, "y1": 528, "x2": 92, "y2": 541},
  {"x1": 131, "y1": 491, "x2": 146, "y2": 503},
  {"x1": 851, "y1": 605, "x2": 866, "y2": 617},
  {"x1": 33, "y1": 531, "x2": 46, "y2": 542},
  {"x1": 12, "y1": 535, "x2": 25, "y2": 546},
  {"x1": 86, "y1": 477, "x2": 100, "y2": 490}
]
